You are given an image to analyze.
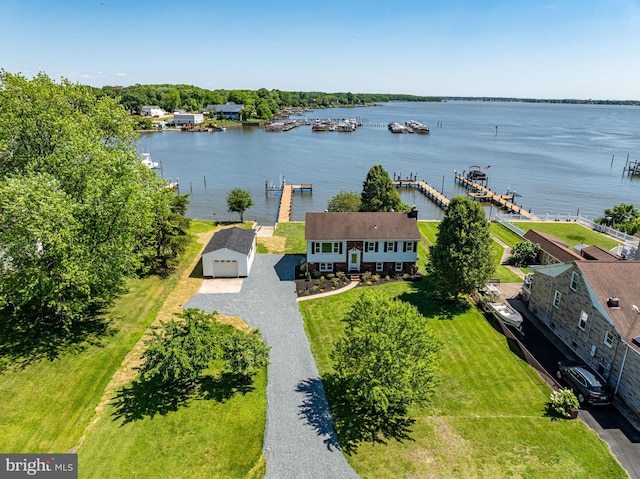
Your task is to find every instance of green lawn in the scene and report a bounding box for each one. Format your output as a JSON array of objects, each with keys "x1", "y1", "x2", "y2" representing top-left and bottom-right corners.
[
  {"x1": 0, "y1": 220, "x2": 266, "y2": 479},
  {"x1": 420, "y1": 221, "x2": 521, "y2": 283},
  {"x1": 299, "y1": 282, "x2": 627, "y2": 478},
  {"x1": 512, "y1": 222, "x2": 621, "y2": 250},
  {"x1": 490, "y1": 222, "x2": 527, "y2": 248},
  {"x1": 274, "y1": 222, "x2": 306, "y2": 253}
]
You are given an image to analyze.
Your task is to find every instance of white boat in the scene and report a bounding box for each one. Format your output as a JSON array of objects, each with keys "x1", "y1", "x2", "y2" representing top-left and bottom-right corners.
[
  {"x1": 488, "y1": 302, "x2": 523, "y2": 330},
  {"x1": 140, "y1": 152, "x2": 159, "y2": 169}
]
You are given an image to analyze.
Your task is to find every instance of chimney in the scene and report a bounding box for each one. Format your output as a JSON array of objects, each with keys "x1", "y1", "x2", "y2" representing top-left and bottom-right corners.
[
  {"x1": 607, "y1": 297, "x2": 620, "y2": 308},
  {"x1": 408, "y1": 207, "x2": 418, "y2": 220}
]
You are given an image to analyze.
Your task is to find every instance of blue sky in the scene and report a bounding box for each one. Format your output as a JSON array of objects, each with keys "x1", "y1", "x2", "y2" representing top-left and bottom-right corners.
[{"x1": 2, "y1": 0, "x2": 639, "y2": 99}]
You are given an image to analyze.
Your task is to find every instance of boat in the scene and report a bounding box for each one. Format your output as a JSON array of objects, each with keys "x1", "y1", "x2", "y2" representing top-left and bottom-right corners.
[
  {"x1": 388, "y1": 122, "x2": 407, "y2": 133},
  {"x1": 140, "y1": 152, "x2": 159, "y2": 169},
  {"x1": 405, "y1": 120, "x2": 430, "y2": 134},
  {"x1": 466, "y1": 165, "x2": 488, "y2": 182},
  {"x1": 488, "y1": 302, "x2": 524, "y2": 330}
]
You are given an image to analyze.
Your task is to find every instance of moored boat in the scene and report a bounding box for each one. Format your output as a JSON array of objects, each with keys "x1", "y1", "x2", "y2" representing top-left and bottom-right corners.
[
  {"x1": 488, "y1": 302, "x2": 523, "y2": 330},
  {"x1": 140, "y1": 152, "x2": 159, "y2": 169}
]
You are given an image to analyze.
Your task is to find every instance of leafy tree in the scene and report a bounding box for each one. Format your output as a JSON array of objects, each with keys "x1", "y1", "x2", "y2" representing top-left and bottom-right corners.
[
  {"x1": 360, "y1": 164, "x2": 403, "y2": 212},
  {"x1": 509, "y1": 240, "x2": 540, "y2": 266},
  {"x1": 139, "y1": 308, "x2": 269, "y2": 384},
  {"x1": 256, "y1": 102, "x2": 273, "y2": 120},
  {"x1": 226, "y1": 188, "x2": 254, "y2": 223},
  {"x1": 327, "y1": 190, "x2": 362, "y2": 212},
  {"x1": 594, "y1": 203, "x2": 640, "y2": 235},
  {"x1": 331, "y1": 290, "x2": 441, "y2": 438},
  {"x1": 0, "y1": 72, "x2": 168, "y2": 327},
  {"x1": 221, "y1": 328, "x2": 270, "y2": 380},
  {"x1": 239, "y1": 104, "x2": 256, "y2": 121},
  {"x1": 427, "y1": 196, "x2": 495, "y2": 299}
]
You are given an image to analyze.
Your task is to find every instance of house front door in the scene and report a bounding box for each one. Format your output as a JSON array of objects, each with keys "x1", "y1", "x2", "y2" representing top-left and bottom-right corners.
[{"x1": 348, "y1": 249, "x2": 360, "y2": 271}]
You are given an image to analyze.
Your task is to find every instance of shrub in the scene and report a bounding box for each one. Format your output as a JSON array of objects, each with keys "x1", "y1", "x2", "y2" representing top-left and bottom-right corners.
[{"x1": 548, "y1": 388, "x2": 579, "y2": 418}]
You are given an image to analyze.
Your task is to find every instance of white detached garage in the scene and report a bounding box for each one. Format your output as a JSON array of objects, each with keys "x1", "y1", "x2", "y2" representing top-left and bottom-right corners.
[{"x1": 201, "y1": 227, "x2": 257, "y2": 278}]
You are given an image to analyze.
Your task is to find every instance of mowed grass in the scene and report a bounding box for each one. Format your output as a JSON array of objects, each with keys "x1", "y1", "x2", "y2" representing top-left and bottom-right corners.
[
  {"x1": 299, "y1": 282, "x2": 626, "y2": 478},
  {"x1": 419, "y1": 221, "x2": 521, "y2": 283},
  {"x1": 512, "y1": 221, "x2": 621, "y2": 250},
  {"x1": 0, "y1": 220, "x2": 267, "y2": 479}
]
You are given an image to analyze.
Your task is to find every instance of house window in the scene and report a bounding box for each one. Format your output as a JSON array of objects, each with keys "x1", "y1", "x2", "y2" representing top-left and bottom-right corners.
[
  {"x1": 315, "y1": 242, "x2": 340, "y2": 254},
  {"x1": 578, "y1": 310, "x2": 588, "y2": 331},
  {"x1": 376, "y1": 262, "x2": 384, "y2": 272},
  {"x1": 570, "y1": 272, "x2": 579, "y2": 291},
  {"x1": 604, "y1": 331, "x2": 614, "y2": 348},
  {"x1": 395, "y1": 262, "x2": 403, "y2": 272},
  {"x1": 552, "y1": 290, "x2": 561, "y2": 309},
  {"x1": 405, "y1": 241, "x2": 415, "y2": 252},
  {"x1": 367, "y1": 241, "x2": 377, "y2": 252},
  {"x1": 387, "y1": 241, "x2": 395, "y2": 252},
  {"x1": 319, "y1": 263, "x2": 333, "y2": 272}
]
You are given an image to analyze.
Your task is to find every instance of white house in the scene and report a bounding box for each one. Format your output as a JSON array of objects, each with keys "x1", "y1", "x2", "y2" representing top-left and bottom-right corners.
[
  {"x1": 305, "y1": 210, "x2": 420, "y2": 276},
  {"x1": 141, "y1": 105, "x2": 166, "y2": 117},
  {"x1": 202, "y1": 227, "x2": 257, "y2": 278},
  {"x1": 174, "y1": 113, "x2": 204, "y2": 126}
]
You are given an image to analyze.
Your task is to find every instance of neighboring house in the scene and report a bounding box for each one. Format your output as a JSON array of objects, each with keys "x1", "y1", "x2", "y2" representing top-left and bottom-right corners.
[
  {"x1": 201, "y1": 227, "x2": 257, "y2": 278},
  {"x1": 305, "y1": 210, "x2": 420, "y2": 276},
  {"x1": 203, "y1": 102, "x2": 244, "y2": 120},
  {"x1": 523, "y1": 229, "x2": 584, "y2": 264},
  {"x1": 174, "y1": 113, "x2": 204, "y2": 126},
  {"x1": 141, "y1": 105, "x2": 166, "y2": 117},
  {"x1": 526, "y1": 261, "x2": 640, "y2": 417}
]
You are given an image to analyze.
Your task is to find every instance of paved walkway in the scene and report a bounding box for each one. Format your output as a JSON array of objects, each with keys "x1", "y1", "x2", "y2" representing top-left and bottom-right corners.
[{"x1": 185, "y1": 255, "x2": 359, "y2": 479}]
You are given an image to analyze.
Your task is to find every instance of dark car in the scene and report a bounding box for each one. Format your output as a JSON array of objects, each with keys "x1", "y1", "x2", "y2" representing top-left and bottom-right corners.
[{"x1": 556, "y1": 360, "x2": 612, "y2": 406}]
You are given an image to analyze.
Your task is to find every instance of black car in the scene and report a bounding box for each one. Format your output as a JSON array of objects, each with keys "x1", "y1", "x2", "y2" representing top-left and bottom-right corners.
[{"x1": 556, "y1": 360, "x2": 612, "y2": 406}]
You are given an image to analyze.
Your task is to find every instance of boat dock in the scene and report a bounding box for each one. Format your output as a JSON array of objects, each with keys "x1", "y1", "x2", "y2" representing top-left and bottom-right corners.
[
  {"x1": 393, "y1": 180, "x2": 450, "y2": 208},
  {"x1": 455, "y1": 174, "x2": 532, "y2": 218},
  {"x1": 266, "y1": 180, "x2": 312, "y2": 223},
  {"x1": 623, "y1": 158, "x2": 640, "y2": 177}
]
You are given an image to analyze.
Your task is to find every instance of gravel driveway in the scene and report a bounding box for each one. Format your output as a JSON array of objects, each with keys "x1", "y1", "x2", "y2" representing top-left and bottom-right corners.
[{"x1": 186, "y1": 254, "x2": 359, "y2": 479}]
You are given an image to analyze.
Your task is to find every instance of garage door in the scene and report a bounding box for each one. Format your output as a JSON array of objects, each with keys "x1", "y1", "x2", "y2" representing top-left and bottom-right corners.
[{"x1": 213, "y1": 259, "x2": 238, "y2": 278}]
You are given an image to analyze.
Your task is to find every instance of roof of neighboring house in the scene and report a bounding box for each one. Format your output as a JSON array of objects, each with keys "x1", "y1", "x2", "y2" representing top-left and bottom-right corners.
[
  {"x1": 203, "y1": 227, "x2": 256, "y2": 256},
  {"x1": 206, "y1": 102, "x2": 244, "y2": 113},
  {"x1": 305, "y1": 212, "x2": 420, "y2": 241},
  {"x1": 577, "y1": 261, "x2": 640, "y2": 351},
  {"x1": 580, "y1": 245, "x2": 621, "y2": 261},
  {"x1": 523, "y1": 229, "x2": 584, "y2": 263}
]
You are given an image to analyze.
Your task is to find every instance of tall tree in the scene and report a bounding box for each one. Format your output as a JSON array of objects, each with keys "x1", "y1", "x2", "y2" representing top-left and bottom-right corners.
[
  {"x1": 0, "y1": 72, "x2": 171, "y2": 327},
  {"x1": 226, "y1": 188, "x2": 254, "y2": 223},
  {"x1": 427, "y1": 196, "x2": 495, "y2": 299},
  {"x1": 332, "y1": 290, "x2": 441, "y2": 438},
  {"x1": 360, "y1": 164, "x2": 403, "y2": 212},
  {"x1": 327, "y1": 190, "x2": 362, "y2": 212}
]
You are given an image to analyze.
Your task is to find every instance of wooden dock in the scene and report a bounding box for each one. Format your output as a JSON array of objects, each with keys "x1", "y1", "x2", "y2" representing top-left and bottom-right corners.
[
  {"x1": 267, "y1": 181, "x2": 312, "y2": 223},
  {"x1": 455, "y1": 175, "x2": 532, "y2": 218},
  {"x1": 393, "y1": 180, "x2": 450, "y2": 208}
]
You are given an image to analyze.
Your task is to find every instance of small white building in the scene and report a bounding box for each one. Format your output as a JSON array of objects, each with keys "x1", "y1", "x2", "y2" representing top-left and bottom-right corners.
[
  {"x1": 174, "y1": 113, "x2": 204, "y2": 126},
  {"x1": 141, "y1": 105, "x2": 166, "y2": 117},
  {"x1": 202, "y1": 227, "x2": 257, "y2": 278}
]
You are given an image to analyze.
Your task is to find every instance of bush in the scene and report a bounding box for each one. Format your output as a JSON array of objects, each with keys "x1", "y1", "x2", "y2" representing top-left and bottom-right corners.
[{"x1": 548, "y1": 388, "x2": 579, "y2": 418}]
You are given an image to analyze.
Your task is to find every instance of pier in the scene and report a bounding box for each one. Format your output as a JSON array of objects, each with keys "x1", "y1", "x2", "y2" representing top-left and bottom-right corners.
[
  {"x1": 455, "y1": 174, "x2": 532, "y2": 218},
  {"x1": 623, "y1": 158, "x2": 640, "y2": 177},
  {"x1": 393, "y1": 180, "x2": 450, "y2": 209},
  {"x1": 266, "y1": 179, "x2": 312, "y2": 223}
]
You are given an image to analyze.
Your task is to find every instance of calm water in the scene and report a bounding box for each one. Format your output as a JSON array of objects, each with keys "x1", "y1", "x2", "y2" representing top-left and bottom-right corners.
[{"x1": 137, "y1": 101, "x2": 640, "y2": 225}]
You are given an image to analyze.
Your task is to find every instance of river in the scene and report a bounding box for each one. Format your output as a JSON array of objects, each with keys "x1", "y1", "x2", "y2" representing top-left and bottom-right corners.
[{"x1": 137, "y1": 101, "x2": 640, "y2": 225}]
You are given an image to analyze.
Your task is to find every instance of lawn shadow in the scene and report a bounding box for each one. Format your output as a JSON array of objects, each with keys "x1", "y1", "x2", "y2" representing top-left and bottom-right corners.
[
  {"x1": 321, "y1": 374, "x2": 415, "y2": 454},
  {"x1": 112, "y1": 372, "x2": 256, "y2": 425},
  {"x1": 295, "y1": 377, "x2": 341, "y2": 451},
  {"x1": 189, "y1": 258, "x2": 203, "y2": 279},
  {"x1": 397, "y1": 277, "x2": 471, "y2": 321},
  {"x1": 0, "y1": 308, "x2": 113, "y2": 372}
]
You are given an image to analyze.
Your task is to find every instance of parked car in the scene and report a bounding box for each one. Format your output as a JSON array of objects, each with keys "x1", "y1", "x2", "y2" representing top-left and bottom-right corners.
[{"x1": 556, "y1": 360, "x2": 612, "y2": 406}]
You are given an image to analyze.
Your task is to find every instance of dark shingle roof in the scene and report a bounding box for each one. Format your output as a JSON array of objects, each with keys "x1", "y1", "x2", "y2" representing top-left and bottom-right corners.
[
  {"x1": 203, "y1": 227, "x2": 256, "y2": 255},
  {"x1": 577, "y1": 261, "x2": 640, "y2": 350},
  {"x1": 305, "y1": 212, "x2": 420, "y2": 241},
  {"x1": 524, "y1": 229, "x2": 584, "y2": 263}
]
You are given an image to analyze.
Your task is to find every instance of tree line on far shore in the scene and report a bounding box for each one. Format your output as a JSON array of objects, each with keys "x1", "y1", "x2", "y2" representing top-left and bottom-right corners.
[{"x1": 99, "y1": 84, "x2": 440, "y2": 121}]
